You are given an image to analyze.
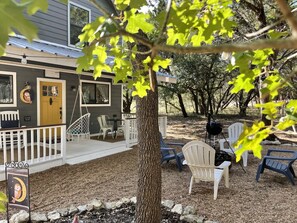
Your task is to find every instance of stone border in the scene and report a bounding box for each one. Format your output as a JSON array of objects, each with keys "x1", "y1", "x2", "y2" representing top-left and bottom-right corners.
[{"x1": 1, "y1": 197, "x2": 219, "y2": 223}]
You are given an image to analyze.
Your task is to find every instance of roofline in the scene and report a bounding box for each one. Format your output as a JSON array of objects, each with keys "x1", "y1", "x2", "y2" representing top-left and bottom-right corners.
[{"x1": 5, "y1": 40, "x2": 177, "y2": 84}]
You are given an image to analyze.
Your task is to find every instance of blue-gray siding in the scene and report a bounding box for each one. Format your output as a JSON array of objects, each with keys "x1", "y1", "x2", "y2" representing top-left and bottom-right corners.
[{"x1": 28, "y1": 0, "x2": 115, "y2": 45}]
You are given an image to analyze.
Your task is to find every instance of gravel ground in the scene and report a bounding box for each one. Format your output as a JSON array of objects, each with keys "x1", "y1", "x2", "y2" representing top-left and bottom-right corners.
[{"x1": 1, "y1": 115, "x2": 297, "y2": 223}]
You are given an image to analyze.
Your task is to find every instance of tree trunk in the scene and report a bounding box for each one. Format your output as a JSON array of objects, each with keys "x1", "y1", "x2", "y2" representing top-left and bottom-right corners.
[
  {"x1": 177, "y1": 93, "x2": 188, "y2": 117},
  {"x1": 135, "y1": 77, "x2": 161, "y2": 223},
  {"x1": 123, "y1": 88, "x2": 133, "y2": 113},
  {"x1": 190, "y1": 89, "x2": 199, "y2": 114}
]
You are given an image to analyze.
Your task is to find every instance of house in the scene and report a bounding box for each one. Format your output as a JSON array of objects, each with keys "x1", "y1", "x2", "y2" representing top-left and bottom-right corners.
[
  {"x1": 1, "y1": 0, "x2": 175, "y2": 134},
  {"x1": 1, "y1": 0, "x2": 121, "y2": 133},
  {"x1": 0, "y1": 0, "x2": 172, "y2": 180}
]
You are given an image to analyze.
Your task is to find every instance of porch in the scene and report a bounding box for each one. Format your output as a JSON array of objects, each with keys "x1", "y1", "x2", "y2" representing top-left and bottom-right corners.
[{"x1": 0, "y1": 115, "x2": 167, "y2": 181}]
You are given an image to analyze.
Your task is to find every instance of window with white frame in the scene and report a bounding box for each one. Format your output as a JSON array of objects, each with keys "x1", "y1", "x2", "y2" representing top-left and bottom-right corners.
[
  {"x1": 68, "y1": 2, "x2": 91, "y2": 46},
  {"x1": 80, "y1": 80, "x2": 111, "y2": 106},
  {"x1": 0, "y1": 71, "x2": 16, "y2": 107}
]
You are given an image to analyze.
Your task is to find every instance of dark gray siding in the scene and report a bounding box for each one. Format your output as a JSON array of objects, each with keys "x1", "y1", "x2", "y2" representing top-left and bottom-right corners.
[
  {"x1": 0, "y1": 64, "x2": 122, "y2": 135},
  {"x1": 28, "y1": 0, "x2": 114, "y2": 45},
  {"x1": 62, "y1": 72, "x2": 122, "y2": 134}
]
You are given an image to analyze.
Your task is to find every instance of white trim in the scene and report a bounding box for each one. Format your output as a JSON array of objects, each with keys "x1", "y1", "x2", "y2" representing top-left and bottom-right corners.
[
  {"x1": 68, "y1": 1, "x2": 91, "y2": 47},
  {"x1": 0, "y1": 71, "x2": 17, "y2": 107},
  {"x1": 80, "y1": 79, "x2": 111, "y2": 107},
  {"x1": 121, "y1": 84, "x2": 123, "y2": 113},
  {"x1": 37, "y1": 78, "x2": 66, "y2": 126}
]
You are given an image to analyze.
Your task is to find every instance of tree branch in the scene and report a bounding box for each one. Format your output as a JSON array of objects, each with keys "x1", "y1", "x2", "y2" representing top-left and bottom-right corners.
[
  {"x1": 89, "y1": 0, "x2": 120, "y2": 29},
  {"x1": 156, "y1": 0, "x2": 172, "y2": 44},
  {"x1": 275, "y1": 0, "x2": 297, "y2": 37}
]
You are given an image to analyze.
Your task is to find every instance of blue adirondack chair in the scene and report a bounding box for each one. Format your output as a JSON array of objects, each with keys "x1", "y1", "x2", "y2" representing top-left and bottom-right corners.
[
  {"x1": 256, "y1": 148, "x2": 297, "y2": 185},
  {"x1": 160, "y1": 133, "x2": 185, "y2": 171}
]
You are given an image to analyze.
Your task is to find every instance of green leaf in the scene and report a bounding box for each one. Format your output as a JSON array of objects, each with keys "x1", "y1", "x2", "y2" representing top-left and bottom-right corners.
[
  {"x1": 124, "y1": 9, "x2": 154, "y2": 34},
  {"x1": 234, "y1": 122, "x2": 271, "y2": 161},
  {"x1": 132, "y1": 77, "x2": 150, "y2": 98},
  {"x1": 286, "y1": 100, "x2": 297, "y2": 121},
  {"x1": 21, "y1": 0, "x2": 48, "y2": 15},
  {"x1": 255, "y1": 102, "x2": 284, "y2": 120},
  {"x1": 261, "y1": 74, "x2": 286, "y2": 99},
  {"x1": 268, "y1": 30, "x2": 288, "y2": 40},
  {"x1": 0, "y1": 0, "x2": 38, "y2": 55},
  {"x1": 114, "y1": 0, "x2": 130, "y2": 10},
  {"x1": 276, "y1": 118, "x2": 296, "y2": 131},
  {"x1": 129, "y1": 0, "x2": 146, "y2": 9},
  {"x1": 79, "y1": 17, "x2": 106, "y2": 43},
  {"x1": 153, "y1": 56, "x2": 171, "y2": 72},
  {"x1": 0, "y1": 192, "x2": 7, "y2": 202},
  {"x1": 0, "y1": 202, "x2": 6, "y2": 213}
]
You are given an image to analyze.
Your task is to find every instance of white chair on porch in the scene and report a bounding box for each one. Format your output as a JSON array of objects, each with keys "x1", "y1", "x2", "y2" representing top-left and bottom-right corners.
[
  {"x1": 0, "y1": 110, "x2": 24, "y2": 149},
  {"x1": 218, "y1": 122, "x2": 248, "y2": 167},
  {"x1": 182, "y1": 140, "x2": 231, "y2": 200},
  {"x1": 97, "y1": 116, "x2": 113, "y2": 139}
]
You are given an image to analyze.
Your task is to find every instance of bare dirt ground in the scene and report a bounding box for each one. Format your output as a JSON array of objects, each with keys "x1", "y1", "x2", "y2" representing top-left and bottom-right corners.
[{"x1": 1, "y1": 115, "x2": 297, "y2": 222}]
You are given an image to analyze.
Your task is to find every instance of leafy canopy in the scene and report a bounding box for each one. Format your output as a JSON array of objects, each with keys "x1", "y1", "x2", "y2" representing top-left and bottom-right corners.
[
  {"x1": 0, "y1": 0, "x2": 48, "y2": 55},
  {"x1": 77, "y1": 0, "x2": 237, "y2": 97}
]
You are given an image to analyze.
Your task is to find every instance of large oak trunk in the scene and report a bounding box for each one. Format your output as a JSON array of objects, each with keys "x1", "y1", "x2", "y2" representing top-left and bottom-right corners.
[{"x1": 135, "y1": 85, "x2": 161, "y2": 222}]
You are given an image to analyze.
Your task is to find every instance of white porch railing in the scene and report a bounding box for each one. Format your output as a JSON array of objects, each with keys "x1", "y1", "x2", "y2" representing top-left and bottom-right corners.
[
  {"x1": 124, "y1": 115, "x2": 167, "y2": 147},
  {"x1": 0, "y1": 124, "x2": 66, "y2": 180}
]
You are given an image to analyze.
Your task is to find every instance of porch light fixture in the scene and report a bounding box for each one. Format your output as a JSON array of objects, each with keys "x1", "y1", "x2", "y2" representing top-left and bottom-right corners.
[
  {"x1": 21, "y1": 54, "x2": 27, "y2": 64},
  {"x1": 71, "y1": 86, "x2": 77, "y2": 92}
]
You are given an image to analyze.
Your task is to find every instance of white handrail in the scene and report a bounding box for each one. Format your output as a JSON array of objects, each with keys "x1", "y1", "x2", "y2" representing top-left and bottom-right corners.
[{"x1": 0, "y1": 124, "x2": 66, "y2": 166}]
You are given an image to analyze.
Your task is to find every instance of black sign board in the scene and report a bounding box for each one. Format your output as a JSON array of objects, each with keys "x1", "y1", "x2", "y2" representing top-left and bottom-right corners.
[{"x1": 5, "y1": 162, "x2": 30, "y2": 221}]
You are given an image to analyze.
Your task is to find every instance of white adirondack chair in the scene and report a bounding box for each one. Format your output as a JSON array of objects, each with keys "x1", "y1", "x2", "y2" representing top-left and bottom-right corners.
[
  {"x1": 218, "y1": 122, "x2": 248, "y2": 167},
  {"x1": 182, "y1": 140, "x2": 230, "y2": 200},
  {"x1": 97, "y1": 116, "x2": 113, "y2": 139}
]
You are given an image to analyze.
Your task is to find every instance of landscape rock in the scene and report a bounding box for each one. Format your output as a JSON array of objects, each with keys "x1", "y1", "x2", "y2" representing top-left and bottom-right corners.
[
  {"x1": 68, "y1": 205, "x2": 78, "y2": 215},
  {"x1": 171, "y1": 204, "x2": 183, "y2": 215},
  {"x1": 90, "y1": 199, "x2": 104, "y2": 209},
  {"x1": 183, "y1": 206, "x2": 196, "y2": 215},
  {"x1": 0, "y1": 220, "x2": 7, "y2": 223},
  {"x1": 162, "y1": 200, "x2": 175, "y2": 209},
  {"x1": 31, "y1": 212, "x2": 48, "y2": 222},
  {"x1": 86, "y1": 204, "x2": 94, "y2": 211},
  {"x1": 180, "y1": 214, "x2": 204, "y2": 223},
  {"x1": 104, "y1": 201, "x2": 117, "y2": 209},
  {"x1": 10, "y1": 210, "x2": 29, "y2": 223},
  {"x1": 57, "y1": 208, "x2": 68, "y2": 217},
  {"x1": 77, "y1": 205, "x2": 87, "y2": 214},
  {"x1": 204, "y1": 221, "x2": 219, "y2": 223},
  {"x1": 130, "y1": 197, "x2": 137, "y2": 204},
  {"x1": 47, "y1": 211, "x2": 60, "y2": 221},
  {"x1": 120, "y1": 197, "x2": 130, "y2": 204}
]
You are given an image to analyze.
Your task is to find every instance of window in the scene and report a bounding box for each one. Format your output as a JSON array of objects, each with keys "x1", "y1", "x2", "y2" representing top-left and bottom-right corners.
[
  {"x1": 0, "y1": 71, "x2": 16, "y2": 107},
  {"x1": 68, "y1": 2, "x2": 91, "y2": 46},
  {"x1": 80, "y1": 80, "x2": 111, "y2": 106}
]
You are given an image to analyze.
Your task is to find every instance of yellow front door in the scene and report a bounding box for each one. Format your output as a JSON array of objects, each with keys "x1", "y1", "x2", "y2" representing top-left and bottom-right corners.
[{"x1": 40, "y1": 81, "x2": 63, "y2": 127}]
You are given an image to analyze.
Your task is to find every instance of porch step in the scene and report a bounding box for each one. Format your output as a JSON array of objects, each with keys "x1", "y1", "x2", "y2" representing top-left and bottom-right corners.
[{"x1": 66, "y1": 145, "x2": 132, "y2": 165}]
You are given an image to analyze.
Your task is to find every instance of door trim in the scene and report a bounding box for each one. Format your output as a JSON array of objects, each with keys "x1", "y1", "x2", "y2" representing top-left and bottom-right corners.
[{"x1": 37, "y1": 78, "x2": 66, "y2": 126}]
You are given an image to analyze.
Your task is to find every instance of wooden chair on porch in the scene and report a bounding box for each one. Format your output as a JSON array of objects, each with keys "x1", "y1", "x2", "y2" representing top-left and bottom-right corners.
[{"x1": 0, "y1": 110, "x2": 24, "y2": 148}]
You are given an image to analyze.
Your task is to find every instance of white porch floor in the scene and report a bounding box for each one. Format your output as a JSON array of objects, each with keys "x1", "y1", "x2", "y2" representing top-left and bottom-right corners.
[{"x1": 65, "y1": 139, "x2": 132, "y2": 165}]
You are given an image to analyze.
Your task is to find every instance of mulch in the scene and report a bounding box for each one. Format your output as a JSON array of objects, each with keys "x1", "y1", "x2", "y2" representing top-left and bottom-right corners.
[{"x1": 0, "y1": 115, "x2": 297, "y2": 223}]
